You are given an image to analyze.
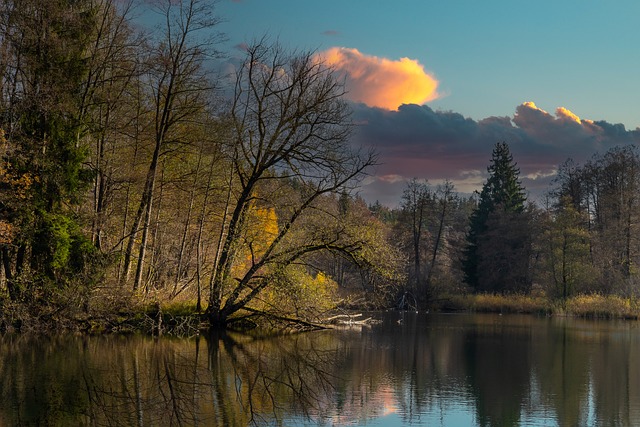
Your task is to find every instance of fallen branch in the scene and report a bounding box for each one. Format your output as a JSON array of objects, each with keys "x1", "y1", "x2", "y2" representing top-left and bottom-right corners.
[
  {"x1": 324, "y1": 313, "x2": 362, "y2": 322},
  {"x1": 236, "y1": 307, "x2": 330, "y2": 331}
]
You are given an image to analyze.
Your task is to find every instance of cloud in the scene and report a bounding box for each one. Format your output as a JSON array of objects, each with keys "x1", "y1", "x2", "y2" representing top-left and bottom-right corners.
[
  {"x1": 322, "y1": 30, "x2": 340, "y2": 37},
  {"x1": 318, "y1": 47, "x2": 439, "y2": 110},
  {"x1": 555, "y1": 106, "x2": 582, "y2": 124},
  {"x1": 233, "y1": 42, "x2": 249, "y2": 52},
  {"x1": 352, "y1": 102, "x2": 640, "y2": 206}
]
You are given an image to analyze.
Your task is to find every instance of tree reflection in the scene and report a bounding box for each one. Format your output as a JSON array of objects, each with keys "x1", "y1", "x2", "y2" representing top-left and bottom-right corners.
[
  {"x1": 463, "y1": 318, "x2": 532, "y2": 427},
  {"x1": 0, "y1": 331, "x2": 345, "y2": 426},
  {"x1": 2, "y1": 316, "x2": 640, "y2": 426},
  {"x1": 208, "y1": 330, "x2": 341, "y2": 425},
  {"x1": 531, "y1": 318, "x2": 591, "y2": 426}
]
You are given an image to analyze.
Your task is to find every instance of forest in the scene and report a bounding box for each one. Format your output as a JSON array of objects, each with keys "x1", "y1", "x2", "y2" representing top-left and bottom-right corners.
[{"x1": 1, "y1": 0, "x2": 640, "y2": 333}]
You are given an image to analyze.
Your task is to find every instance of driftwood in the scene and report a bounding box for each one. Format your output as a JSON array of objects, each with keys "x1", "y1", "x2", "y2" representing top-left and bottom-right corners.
[
  {"x1": 229, "y1": 308, "x2": 382, "y2": 331},
  {"x1": 323, "y1": 313, "x2": 381, "y2": 326}
]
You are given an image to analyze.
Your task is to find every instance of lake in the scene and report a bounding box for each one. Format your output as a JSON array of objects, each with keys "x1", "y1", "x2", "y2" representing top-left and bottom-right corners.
[{"x1": 1, "y1": 312, "x2": 639, "y2": 426}]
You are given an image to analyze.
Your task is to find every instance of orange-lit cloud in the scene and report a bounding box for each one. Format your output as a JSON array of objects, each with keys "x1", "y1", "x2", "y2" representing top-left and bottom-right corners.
[
  {"x1": 521, "y1": 101, "x2": 545, "y2": 113},
  {"x1": 556, "y1": 106, "x2": 581, "y2": 123},
  {"x1": 318, "y1": 47, "x2": 439, "y2": 110},
  {"x1": 519, "y1": 102, "x2": 590, "y2": 125}
]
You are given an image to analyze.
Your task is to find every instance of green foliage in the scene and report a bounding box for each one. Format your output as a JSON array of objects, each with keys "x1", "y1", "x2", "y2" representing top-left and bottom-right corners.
[
  {"x1": 31, "y1": 211, "x2": 98, "y2": 282},
  {"x1": 160, "y1": 301, "x2": 200, "y2": 317},
  {"x1": 312, "y1": 194, "x2": 405, "y2": 307},
  {"x1": 36, "y1": 212, "x2": 72, "y2": 271}
]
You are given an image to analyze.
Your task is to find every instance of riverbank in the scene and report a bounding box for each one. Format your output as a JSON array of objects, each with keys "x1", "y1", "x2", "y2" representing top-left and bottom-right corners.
[
  {"x1": 4, "y1": 292, "x2": 640, "y2": 336},
  {"x1": 437, "y1": 293, "x2": 640, "y2": 320}
]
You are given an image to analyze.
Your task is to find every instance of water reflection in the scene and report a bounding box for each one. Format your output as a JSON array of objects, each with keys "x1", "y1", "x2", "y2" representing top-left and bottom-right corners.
[{"x1": 1, "y1": 314, "x2": 640, "y2": 426}]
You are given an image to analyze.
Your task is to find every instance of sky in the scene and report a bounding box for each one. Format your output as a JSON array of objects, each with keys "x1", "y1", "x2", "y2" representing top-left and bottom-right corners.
[{"x1": 213, "y1": 0, "x2": 640, "y2": 206}]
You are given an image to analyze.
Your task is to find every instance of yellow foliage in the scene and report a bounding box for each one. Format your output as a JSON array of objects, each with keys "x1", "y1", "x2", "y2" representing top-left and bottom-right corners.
[
  {"x1": 231, "y1": 202, "x2": 279, "y2": 279},
  {"x1": 441, "y1": 292, "x2": 640, "y2": 319},
  {"x1": 443, "y1": 293, "x2": 551, "y2": 314},
  {"x1": 245, "y1": 204, "x2": 277, "y2": 261},
  {"x1": 11, "y1": 173, "x2": 35, "y2": 200},
  {"x1": 0, "y1": 220, "x2": 14, "y2": 244},
  {"x1": 0, "y1": 127, "x2": 35, "y2": 244},
  {"x1": 0, "y1": 161, "x2": 35, "y2": 202},
  {"x1": 260, "y1": 267, "x2": 339, "y2": 317}
]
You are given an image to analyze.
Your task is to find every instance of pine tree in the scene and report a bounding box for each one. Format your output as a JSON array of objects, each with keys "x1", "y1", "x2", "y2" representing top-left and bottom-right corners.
[{"x1": 463, "y1": 142, "x2": 530, "y2": 293}]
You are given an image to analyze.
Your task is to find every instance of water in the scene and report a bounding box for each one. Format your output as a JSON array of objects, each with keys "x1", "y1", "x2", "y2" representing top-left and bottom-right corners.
[{"x1": 1, "y1": 312, "x2": 639, "y2": 426}]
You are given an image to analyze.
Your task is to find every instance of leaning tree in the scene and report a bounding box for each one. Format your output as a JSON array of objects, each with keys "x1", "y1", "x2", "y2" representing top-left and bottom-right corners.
[{"x1": 206, "y1": 40, "x2": 376, "y2": 327}]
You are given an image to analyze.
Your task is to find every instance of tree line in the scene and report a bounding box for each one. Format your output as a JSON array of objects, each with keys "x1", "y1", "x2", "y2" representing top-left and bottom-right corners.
[
  {"x1": 0, "y1": 0, "x2": 638, "y2": 331},
  {"x1": 0, "y1": 0, "x2": 394, "y2": 329},
  {"x1": 388, "y1": 141, "x2": 640, "y2": 307}
]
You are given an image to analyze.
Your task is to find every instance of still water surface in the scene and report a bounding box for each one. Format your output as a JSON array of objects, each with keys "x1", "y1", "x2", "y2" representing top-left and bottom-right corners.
[{"x1": 1, "y1": 312, "x2": 640, "y2": 426}]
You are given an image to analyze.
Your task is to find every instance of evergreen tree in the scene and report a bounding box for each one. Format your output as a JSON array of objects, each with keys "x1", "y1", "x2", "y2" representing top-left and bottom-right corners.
[{"x1": 463, "y1": 142, "x2": 530, "y2": 293}]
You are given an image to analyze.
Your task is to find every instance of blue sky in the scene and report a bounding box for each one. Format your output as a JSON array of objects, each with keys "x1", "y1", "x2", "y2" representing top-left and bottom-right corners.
[{"x1": 214, "y1": 0, "x2": 640, "y2": 205}]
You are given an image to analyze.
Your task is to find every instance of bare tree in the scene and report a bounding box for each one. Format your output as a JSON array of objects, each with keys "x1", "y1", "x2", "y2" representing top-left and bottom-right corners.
[
  {"x1": 206, "y1": 40, "x2": 376, "y2": 327},
  {"x1": 80, "y1": 0, "x2": 141, "y2": 252},
  {"x1": 120, "y1": 0, "x2": 221, "y2": 290},
  {"x1": 400, "y1": 179, "x2": 430, "y2": 294},
  {"x1": 425, "y1": 180, "x2": 454, "y2": 292}
]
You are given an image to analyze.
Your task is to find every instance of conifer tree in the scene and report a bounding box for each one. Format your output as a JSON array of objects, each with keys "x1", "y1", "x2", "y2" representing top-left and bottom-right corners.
[{"x1": 463, "y1": 142, "x2": 530, "y2": 293}]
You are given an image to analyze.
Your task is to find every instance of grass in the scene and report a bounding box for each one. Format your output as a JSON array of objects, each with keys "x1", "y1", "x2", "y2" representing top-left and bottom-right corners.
[
  {"x1": 440, "y1": 293, "x2": 551, "y2": 315},
  {"x1": 437, "y1": 292, "x2": 640, "y2": 319},
  {"x1": 562, "y1": 294, "x2": 640, "y2": 319},
  {"x1": 157, "y1": 300, "x2": 201, "y2": 317}
]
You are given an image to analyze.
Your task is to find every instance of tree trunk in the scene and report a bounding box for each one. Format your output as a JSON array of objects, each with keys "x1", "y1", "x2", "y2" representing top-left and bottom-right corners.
[
  {"x1": 173, "y1": 151, "x2": 202, "y2": 297},
  {"x1": 2, "y1": 247, "x2": 18, "y2": 301},
  {"x1": 207, "y1": 159, "x2": 239, "y2": 319},
  {"x1": 426, "y1": 196, "x2": 448, "y2": 292},
  {"x1": 123, "y1": 139, "x2": 161, "y2": 290},
  {"x1": 195, "y1": 154, "x2": 217, "y2": 312}
]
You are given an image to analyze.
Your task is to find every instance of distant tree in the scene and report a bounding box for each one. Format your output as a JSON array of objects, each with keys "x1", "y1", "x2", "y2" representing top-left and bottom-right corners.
[
  {"x1": 425, "y1": 180, "x2": 455, "y2": 292},
  {"x1": 314, "y1": 195, "x2": 405, "y2": 307},
  {"x1": 551, "y1": 146, "x2": 640, "y2": 294},
  {"x1": 463, "y1": 142, "x2": 531, "y2": 293},
  {"x1": 369, "y1": 200, "x2": 396, "y2": 224},
  {"x1": 399, "y1": 179, "x2": 430, "y2": 294},
  {"x1": 543, "y1": 195, "x2": 595, "y2": 301},
  {"x1": 590, "y1": 147, "x2": 640, "y2": 282},
  {"x1": 552, "y1": 159, "x2": 587, "y2": 214}
]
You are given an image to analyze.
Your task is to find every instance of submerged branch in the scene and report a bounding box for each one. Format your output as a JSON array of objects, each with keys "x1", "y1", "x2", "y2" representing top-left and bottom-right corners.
[{"x1": 234, "y1": 306, "x2": 330, "y2": 331}]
